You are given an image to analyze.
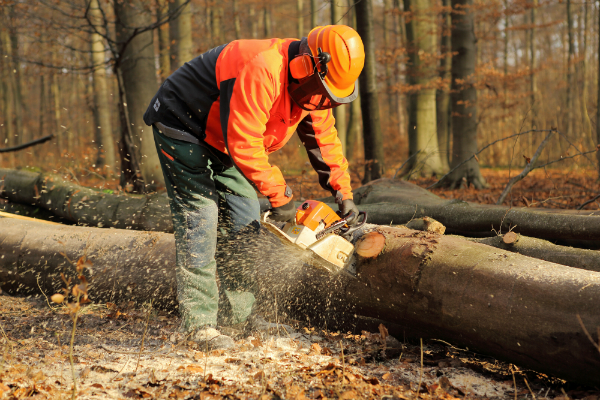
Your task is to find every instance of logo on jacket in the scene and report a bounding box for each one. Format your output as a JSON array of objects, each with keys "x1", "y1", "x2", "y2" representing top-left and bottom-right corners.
[{"x1": 153, "y1": 98, "x2": 161, "y2": 112}]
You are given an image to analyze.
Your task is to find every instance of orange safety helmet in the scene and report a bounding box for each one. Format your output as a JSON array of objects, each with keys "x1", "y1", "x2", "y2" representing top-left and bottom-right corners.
[{"x1": 307, "y1": 25, "x2": 365, "y2": 99}]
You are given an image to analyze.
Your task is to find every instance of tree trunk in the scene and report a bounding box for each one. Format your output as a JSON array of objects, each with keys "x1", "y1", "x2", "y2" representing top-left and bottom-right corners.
[
  {"x1": 566, "y1": 0, "x2": 574, "y2": 139},
  {"x1": 0, "y1": 218, "x2": 177, "y2": 310},
  {"x1": 331, "y1": 0, "x2": 348, "y2": 156},
  {"x1": 0, "y1": 17, "x2": 15, "y2": 168},
  {"x1": 263, "y1": 6, "x2": 272, "y2": 38},
  {"x1": 169, "y1": 0, "x2": 193, "y2": 71},
  {"x1": 156, "y1": 0, "x2": 171, "y2": 81},
  {"x1": 581, "y1": 1, "x2": 593, "y2": 150},
  {"x1": 345, "y1": 0, "x2": 362, "y2": 163},
  {"x1": 233, "y1": 0, "x2": 241, "y2": 39},
  {"x1": 298, "y1": 0, "x2": 304, "y2": 38},
  {"x1": 50, "y1": 50, "x2": 62, "y2": 155},
  {"x1": 529, "y1": 0, "x2": 537, "y2": 130},
  {"x1": 356, "y1": 0, "x2": 385, "y2": 182},
  {"x1": 597, "y1": 0, "x2": 600, "y2": 176},
  {"x1": 463, "y1": 234, "x2": 600, "y2": 273},
  {"x1": 404, "y1": 0, "x2": 445, "y2": 177},
  {"x1": 436, "y1": 0, "x2": 451, "y2": 171},
  {"x1": 6, "y1": 5, "x2": 24, "y2": 147},
  {"x1": 90, "y1": 0, "x2": 117, "y2": 175},
  {"x1": 441, "y1": 0, "x2": 486, "y2": 189},
  {"x1": 114, "y1": 0, "x2": 163, "y2": 190},
  {"x1": 248, "y1": 7, "x2": 258, "y2": 40},
  {"x1": 0, "y1": 168, "x2": 172, "y2": 232},
  {"x1": 3, "y1": 219, "x2": 600, "y2": 386},
  {"x1": 311, "y1": 0, "x2": 318, "y2": 28}
]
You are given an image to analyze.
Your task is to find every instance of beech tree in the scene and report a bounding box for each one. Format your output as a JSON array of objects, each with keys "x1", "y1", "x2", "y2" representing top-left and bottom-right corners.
[
  {"x1": 440, "y1": 0, "x2": 487, "y2": 189},
  {"x1": 356, "y1": 0, "x2": 385, "y2": 182}
]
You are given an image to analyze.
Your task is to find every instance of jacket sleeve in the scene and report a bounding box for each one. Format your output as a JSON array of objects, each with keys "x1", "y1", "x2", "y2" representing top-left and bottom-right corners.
[
  {"x1": 219, "y1": 56, "x2": 292, "y2": 207},
  {"x1": 296, "y1": 109, "x2": 353, "y2": 202}
]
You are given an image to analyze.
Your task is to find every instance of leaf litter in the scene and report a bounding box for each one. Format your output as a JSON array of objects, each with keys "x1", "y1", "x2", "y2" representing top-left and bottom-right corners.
[{"x1": 2, "y1": 294, "x2": 597, "y2": 399}]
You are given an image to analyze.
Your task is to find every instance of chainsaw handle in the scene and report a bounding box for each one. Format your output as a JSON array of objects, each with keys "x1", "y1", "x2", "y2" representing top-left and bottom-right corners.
[{"x1": 340, "y1": 211, "x2": 367, "y2": 237}]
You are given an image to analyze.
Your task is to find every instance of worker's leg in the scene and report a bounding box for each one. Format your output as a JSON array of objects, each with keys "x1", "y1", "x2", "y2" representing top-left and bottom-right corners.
[
  {"x1": 213, "y1": 165, "x2": 261, "y2": 326},
  {"x1": 152, "y1": 126, "x2": 221, "y2": 333}
]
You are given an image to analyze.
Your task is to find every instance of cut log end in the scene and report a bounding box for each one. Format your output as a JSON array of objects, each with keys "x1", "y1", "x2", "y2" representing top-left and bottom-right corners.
[
  {"x1": 355, "y1": 231, "x2": 386, "y2": 258},
  {"x1": 503, "y1": 231, "x2": 519, "y2": 245}
]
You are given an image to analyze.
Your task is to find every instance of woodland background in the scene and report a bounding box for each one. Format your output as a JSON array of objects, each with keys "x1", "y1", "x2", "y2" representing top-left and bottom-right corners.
[{"x1": 0, "y1": 0, "x2": 599, "y2": 203}]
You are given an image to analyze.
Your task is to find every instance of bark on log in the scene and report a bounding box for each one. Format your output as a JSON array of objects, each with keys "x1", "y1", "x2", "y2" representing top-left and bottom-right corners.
[
  {"x1": 3, "y1": 169, "x2": 600, "y2": 245},
  {"x1": 0, "y1": 218, "x2": 178, "y2": 309},
  {"x1": 2, "y1": 218, "x2": 600, "y2": 386}
]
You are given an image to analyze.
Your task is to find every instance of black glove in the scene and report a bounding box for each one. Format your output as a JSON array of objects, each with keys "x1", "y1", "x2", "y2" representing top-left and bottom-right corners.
[
  {"x1": 340, "y1": 199, "x2": 360, "y2": 226},
  {"x1": 269, "y1": 200, "x2": 296, "y2": 222}
]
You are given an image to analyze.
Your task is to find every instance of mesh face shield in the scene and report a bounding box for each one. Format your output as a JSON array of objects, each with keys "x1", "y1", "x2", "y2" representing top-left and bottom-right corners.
[
  {"x1": 287, "y1": 37, "x2": 358, "y2": 112},
  {"x1": 288, "y1": 71, "x2": 358, "y2": 111}
]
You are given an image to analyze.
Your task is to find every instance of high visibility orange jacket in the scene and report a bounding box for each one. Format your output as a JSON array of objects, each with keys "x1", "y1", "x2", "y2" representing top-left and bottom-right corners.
[{"x1": 144, "y1": 39, "x2": 352, "y2": 207}]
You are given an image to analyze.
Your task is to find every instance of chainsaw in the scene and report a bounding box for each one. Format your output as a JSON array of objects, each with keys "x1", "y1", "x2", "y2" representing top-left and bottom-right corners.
[{"x1": 262, "y1": 200, "x2": 367, "y2": 275}]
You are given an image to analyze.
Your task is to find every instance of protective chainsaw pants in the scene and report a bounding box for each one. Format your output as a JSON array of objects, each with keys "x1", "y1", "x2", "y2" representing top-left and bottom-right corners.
[{"x1": 153, "y1": 125, "x2": 260, "y2": 332}]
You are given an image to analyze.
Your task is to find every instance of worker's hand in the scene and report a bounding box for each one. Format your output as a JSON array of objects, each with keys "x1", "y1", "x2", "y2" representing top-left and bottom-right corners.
[
  {"x1": 340, "y1": 199, "x2": 360, "y2": 226},
  {"x1": 269, "y1": 200, "x2": 296, "y2": 222}
]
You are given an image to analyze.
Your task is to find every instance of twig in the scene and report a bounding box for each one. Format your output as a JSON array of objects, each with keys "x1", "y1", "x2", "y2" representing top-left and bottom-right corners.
[
  {"x1": 577, "y1": 194, "x2": 600, "y2": 210},
  {"x1": 37, "y1": 277, "x2": 60, "y2": 313},
  {"x1": 416, "y1": 338, "x2": 423, "y2": 399},
  {"x1": 496, "y1": 130, "x2": 554, "y2": 205},
  {"x1": 0, "y1": 320, "x2": 13, "y2": 372},
  {"x1": 0, "y1": 134, "x2": 54, "y2": 153},
  {"x1": 524, "y1": 378, "x2": 537, "y2": 400},
  {"x1": 511, "y1": 369, "x2": 517, "y2": 400},
  {"x1": 576, "y1": 314, "x2": 600, "y2": 353},
  {"x1": 135, "y1": 300, "x2": 153, "y2": 374},
  {"x1": 535, "y1": 149, "x2": 597, "y2": 169},
  {"x1": 339, "y1": 340, "x2": 345, "y2": 385},
  {"x1": 69, "y1": 304, "x2": 80, "y2": 400},
  {"x1": 111, "y1": 357, "x2": 130, "y2": 381}
]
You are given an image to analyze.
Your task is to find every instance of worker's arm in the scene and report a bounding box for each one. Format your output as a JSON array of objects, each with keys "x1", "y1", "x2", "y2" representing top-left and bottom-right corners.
[
  {"x1": 296, "y1": 109, "x2": 353, "y2": 203},
  {"x1": 219, "y1": 56, "x2": 292, "y2": 207}
]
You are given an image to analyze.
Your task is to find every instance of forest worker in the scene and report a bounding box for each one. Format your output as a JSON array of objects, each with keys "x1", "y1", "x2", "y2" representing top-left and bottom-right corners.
[{"x1": 143, "y1": 25, "x2": 364, "y2": 349}]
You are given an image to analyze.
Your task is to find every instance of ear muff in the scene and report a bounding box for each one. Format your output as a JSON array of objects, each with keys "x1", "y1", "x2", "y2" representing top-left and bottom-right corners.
[{"x1": 290, "y1": 55, "x2": 314, "y2": 80}]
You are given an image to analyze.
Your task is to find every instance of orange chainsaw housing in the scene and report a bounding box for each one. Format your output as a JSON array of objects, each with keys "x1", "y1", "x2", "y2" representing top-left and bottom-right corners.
[{"x1": 295, "y1": 200, "x2": 340, "y2": 232}]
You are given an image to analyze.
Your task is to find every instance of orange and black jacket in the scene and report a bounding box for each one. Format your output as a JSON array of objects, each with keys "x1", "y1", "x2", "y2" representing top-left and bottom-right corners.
[{"x1": 144, "y1": 39, "x2": 352, "y2": 207}]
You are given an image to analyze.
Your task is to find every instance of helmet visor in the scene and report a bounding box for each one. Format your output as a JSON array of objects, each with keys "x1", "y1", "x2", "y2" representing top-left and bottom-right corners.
[{"x1": 288, "y1": 70, "x2": 358, "y2": 112}]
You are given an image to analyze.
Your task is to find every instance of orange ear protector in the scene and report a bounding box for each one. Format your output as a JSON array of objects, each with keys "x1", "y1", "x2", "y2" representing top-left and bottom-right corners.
[{"x1": 290, "y1": 54, "x2": 314, "y2": 80}]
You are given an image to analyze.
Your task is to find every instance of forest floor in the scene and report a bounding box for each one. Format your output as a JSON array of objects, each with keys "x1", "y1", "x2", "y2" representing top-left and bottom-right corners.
[
  {"x1": 1, "y1": 167, "x2": 600, "y2": 399},
  {"x1": 1, "y1": 294, "x2": 594, "y2": 400}
]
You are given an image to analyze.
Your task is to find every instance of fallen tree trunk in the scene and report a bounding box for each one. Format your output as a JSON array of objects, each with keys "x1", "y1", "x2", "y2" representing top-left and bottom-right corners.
[
  {"x1": 2, "y1": 168, "x2": 600, "y2": 244},
  {"x1": 1, "y1": 218, "x2": 600, "y2": 386},
  {"x1": 0, "y1": 168, "x2": 172, "y2": 231},
  {"x1": 463, "y1": 233, "x2": 600, "y2": 272}
]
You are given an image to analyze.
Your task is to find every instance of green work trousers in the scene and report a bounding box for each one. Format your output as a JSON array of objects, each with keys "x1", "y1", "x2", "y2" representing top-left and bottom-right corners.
[{"x1": 152, "y1": 125, "x2": 260, "y2": 332}]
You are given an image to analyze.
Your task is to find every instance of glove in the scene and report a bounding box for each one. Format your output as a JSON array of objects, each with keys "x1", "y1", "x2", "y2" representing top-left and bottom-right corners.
[
  {"x1": 269, "y1": 200, "x2": 296, "y2": 222},
  {"x1": 340, "y1": 199, "x2": 360, "y2": 226}
]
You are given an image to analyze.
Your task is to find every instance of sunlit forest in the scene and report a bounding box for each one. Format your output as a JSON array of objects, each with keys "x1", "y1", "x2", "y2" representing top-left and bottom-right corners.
[{"x1": 1, "y1": 0, "x2": 599, "y2": 195}]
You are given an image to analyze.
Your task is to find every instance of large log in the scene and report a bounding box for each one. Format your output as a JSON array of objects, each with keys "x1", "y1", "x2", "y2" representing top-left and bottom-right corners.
[
  {"x1": 3, "y1": 169, "x2": 600, "y2": 245},
  {"x1": 1, "y1": 218, "x2": 600, "y2": 386}
]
